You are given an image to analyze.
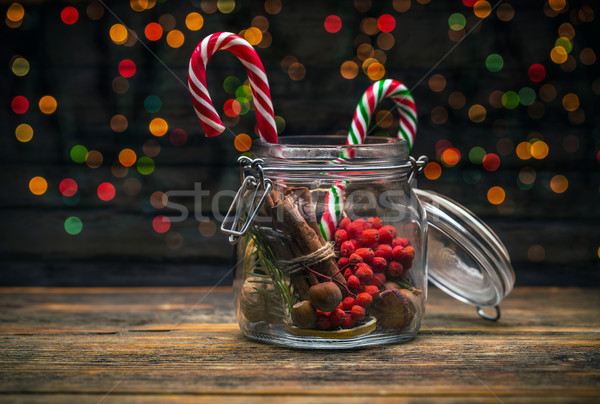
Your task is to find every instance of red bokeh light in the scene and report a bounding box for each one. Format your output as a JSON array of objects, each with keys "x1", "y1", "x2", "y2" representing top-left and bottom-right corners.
[
  {"x1": 118, "y1": 59, "x2": 136, "y2": 78},
  {"x1": 59, "y1": 178, "x2": 78, "y2": 197},
  {"x1": 60, "y1": 6, "x2": 79, "y2": 25},
  {"x1": 97, "y1": 182, "x2": 116, "y2": 201},
  {"x1": 223, "y1": 99, "x2": 241, "y2": 117},
  {"x1": 377, "y1": 14, "x2": 396, "y2": 33},
  {"x1": 324, "y1": 15, "x2": 342, "y2": 33},
  {"x1": 169, "y1": 128, "x2": 188, "y2": 147},
  {"x1": 145, "y1": 22, "x2": 163, "y2": 41},
  {"x1": 11, "y1": 96, "x2": 29, "y2": 114},
  {"x1": 463, "y1": 0, "x2": 477, "y2": 6},
  {"x1": 153, "y1": 215, "x2": 171, "y2": 233},
  {"x1": 528, "y1": 64, "x2": 546, "y2": 82},
  {"x1": 442, "y1": 148, "x2": 461, "y2": 166},
  {"x1": 482, "y1": 153, "x2": 501, "y2": 171}
]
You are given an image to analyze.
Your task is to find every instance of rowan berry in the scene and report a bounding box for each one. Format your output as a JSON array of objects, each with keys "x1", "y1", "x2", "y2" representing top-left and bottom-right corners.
[
  {"x1": 356, "y1": 292, "x2": 373, "y2": 308},
  {"x1": 342, "y1": 296, "x2": 356, "y2": 310},
  {"x1": 378, "y1": 225, "x2": 396, "y2": 244},
  {"x1": 369, "y1": 272, "x2": 386, "y2": 287},
  {"x1": 347, "y1": 219, "x2": 369, "y2": 239},
  {"x1": 355, "y1": 263, "x2": 373, "y2": 283},
  {"x1": 340, "y1": 240, "x2": 356, "y2": 257},
  {"x1": 344, "y1": 267, "x2": 354, "y2": 279},
  {"x1": 349, "y1": 253, "x2": 364, "y2": 265},
  {"x1": 364, "y1": 284, "x2": 380, "y2": 299},
  {"x1": 392, "y1": 237, "x2": 411, "y2": 248},
  {"x1": 347, "y1": 275, "x2": 361, "y2": 290},
  {"x1": 338, "y1": 217, "x2": 351, "y2": 230},
  {"x1": 355, "y1": 248, "x2": 375, "y2": 262},
  {"x1": 367, "y1": 217, "x2": 383, "y2": 229},
  {"x1": 374, "y1": 244, "x2": 393, "y2": 261},
  {"x1": 341, "y1": 316, "x2": 356, "y2": 329},
  {"x1": 317, "y1": 314, "x2": 332, "y2": 330},
  {"x1": 387, "y1": 261, "x2": 404, "y2": 277},
  {"x1": 351, "y1": 305, "x2": 366, "y2": 321},
  {"x1": 359, "y1": 229, "x2": 379, "y2": 247},
  {"x1": 404, "y1": 246, "x2": 415, "y2": 260},
  {"x1": 392, "y1": 245, "x2": 406, "y2": 261},
  {"x1": 371, "y1": 256, "x2": 387, "y2": 272},
  {"x1": 338, "y1": 257, "x2": 349, "y2": 268},
  {"x1": 330, "y1": 307, "x2": 346, "y2": 326},
  {"x1": 334, "y1": 229, "x2": 348, "y2": 245}
]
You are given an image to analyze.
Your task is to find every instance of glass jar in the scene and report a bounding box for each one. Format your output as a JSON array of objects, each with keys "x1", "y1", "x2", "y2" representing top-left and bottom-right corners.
[{"x1": 224, "y1": 136, "x2": 514, "y2": 349}]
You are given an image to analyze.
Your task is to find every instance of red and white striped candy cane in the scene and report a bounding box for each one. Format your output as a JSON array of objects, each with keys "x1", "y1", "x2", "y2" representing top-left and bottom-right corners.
[
  {"x1": 188, "y1": 32, "x2": 278, "y2": 144},
  {"x1": 320, "y1": 79, "x2": 418, "y2": 241}
]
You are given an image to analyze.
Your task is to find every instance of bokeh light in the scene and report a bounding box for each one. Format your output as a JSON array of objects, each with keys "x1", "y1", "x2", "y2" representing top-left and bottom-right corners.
[
  {"x1": 234, "y1": 133, "x2": 252, "y2": 151},
  {"x1": 288, "y1": 62, "x2": 306, "y2": 81},
  {"x1": 487, "y1": 186, "x2": 505, "y2": 205},
  {"x1": 424, "y1": 162, "x2": 442, "y2": 180},
  {"x1": 473, "y1": 1, "x2": 491, "y2": 18},
  {"x1": 448, "y1": 13, "x2": 466, "y2": 31},
  {"x1": 441, "y1": 148, "x2": 461, "y2": 166},
  {"x1": 482, "y1": 153, "x2": 501, "y2": 171},
  {"x1": 468, "y1": 146, "x2": 486, "y2": 164},
  {"x1": 15, "y1": 123, "x2": 33, "y2": 142},
  {"x1": 580, "y1": 48, "x2": 596, "y2": 65},
  {"x1": 64, "y1": 216, "x2": 83, "y2": 235},
  {"x1": 551, "y1": 46, "x2": 568, "y2": 64},
  {"x1": 153, "y1": 215, "x2": 171, "y2": 233},
  {"x1": 29, "y1": 176, "x2": 48, "y2": 196},
  {"x1": 218, "y1": 0, "x2": 236, "y2": 13},
  {"x1": 166, "y1": 30, "x2": 185, "y2": 48},
  {"x1": 448, "y1": 91, "x2": 466, "y2": 109},
  {"x1": 199, "y1": 221, "x2": 217, "y2": 237},
  {"x1": 377, "y1": 14, "x2": 395, "y2": 32},
  {"x1": 7, "y1": 3, "x2": 25, "y2": 22},
  {"x1": 60, "y1": 6, "x2": 78, "y2": 25},
  {"x1": 531, "y1": 140, "x2": 549, "y2": 159},
  {"x1": 366, "y1": 62, "x2": 385, "y2": 80},
  {"x1": 170, "y1": 128, "x2": 188, "y2": 147},
  {"x1": 549, "y1": 0, "x2": 566, "y2": 12},
  {"x1": 11, "y1": 57, "x2": 29, "y2": 76},
  {"x1": 562, "y1": 93, "x2": 579, "y2": 111},
  {"x1": 150, "y1": 191, "x2": 168, "y2": 209},
  {"x1": 539, "y1": 83, "x2": 556, "y2": 102},
  {"x1": 119, "y1": 59, "x2": 136, "y2": 78},
  {"x1": 377, "y1": 32, "x2": 394, "y2": 50},
  {"x1": 39, "y1": 95, "x2": 57, "y2": 114},
  {"x1": 59, "y1": 178, "x2": 78, "y2": 197},
  {"x1": 429, "y1": 74, "x2": 446, "y2": 92},
  {"x1": 185, "y1": 12, "x2": 204, "y2": 31},
  {"x1": 70, "y1": 145, "x2": 88, "y2": 163},
  {"x1": 502, "y1": 91, "x2": 519, "y2": 109},
  {"x1": 555, "y1": 37, "x2": 572, "y2": 54},
  {"x1": 118, "y1": 149, "x2": 136, "y2": 167},
  {"x1": 518, "y1": 87, "x2": 536, "y2": 106},
  {"x1": 110, "y1": 114, "x2": 128, "y2": 132},
  {"x1": 85, "y1": 150, "x2": 103, "y2": 169},
  {"x1": 528, "y1": 64, "x2": 546, "y2": 82},
  {"x1": 145, "y1": 22, "x2": 163, "y2": 41},
  {"x1": 430, "y1": 106, "x2": 448, "y2": 125},
  {"x1": 149, "y1": 118, "x2": 168, "y2": 136},
  {"x1": 550, "y1": 175, "x2": 568, "y2": 193},
  {"x1": 110, "y1": 24, "x2": 128, "y2": 44},
  {"x1": 341, "y1": 61, "x2": 359, "y2": 79},
  {"x1": 468, "y1": 104, "x2": 486, "y2": 122},
  {"x1": 244, "y1": 27, "x2": 262, "y2": 45},
  {"x1": 11, "y1": 96, "x2": 29, "y2": 114},
  {"x1": 519, "y1": 167, "x2": 536, "y2": 186},
  {"x1": 87, "y1": 3, "x2": 104, "y2": 20},
  {"x1": 137, "y1": 156, "x2": 155, "y2": 175},
  {"x1": 224, "y1": 99, "x2": 241, "y2": 117},
  {"x1": 97, "y1": 182, "x2": 116, "y2": 201},
  {"x1": 496, "y1": 3, "x2": 514, "y2": 21},
  {"x1": 361, "y1": 17, "x2": 378, "y2": 35},
  {"x1": 144, "y1": 95, "x2": 162, "y2": 113},
  {"x1": 516, "y1": 142, "x2": 532, "y2": 160},
  {"x1": 485, "y1": 54, "x2": 503, "y2": 72},
  {"x1": 324, "y1": 15, "x2": 342, "y2": 33}
]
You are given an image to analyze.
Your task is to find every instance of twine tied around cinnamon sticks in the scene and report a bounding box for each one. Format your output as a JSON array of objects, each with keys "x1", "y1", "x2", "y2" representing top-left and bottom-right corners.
[{"x1": 279, "y1": 242, "x2": 336, "y2": 276}]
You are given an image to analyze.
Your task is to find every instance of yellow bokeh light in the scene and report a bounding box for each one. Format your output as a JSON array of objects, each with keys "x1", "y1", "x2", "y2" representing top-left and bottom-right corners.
[
  {"x1": 473, "y1": 1, "x2": 491, "y2": 18},
  {"x1": 244, "y1": 27, "x2": 263, "y2": 45},
  {"x1": 11, "y1": 57, "x2": 29, "y2": 76},
  {"x1": 340, "y1": 61, "x2": 358, "y2": 79},
  {"x1": 549, "y1": 0, "x2": 566, "y2": 12},
  {"x1": 166, "y1": 30, "x2": 185, "y2": 48},
  {"x1": 468, "y1": 104, "x2": 486, "y2": 123},
  {"x1": 119, "y1": 148, "x2": 137, "y2": 167},
  {"x1": 367, "y1": 62, "x2": 385, "y2": 81},
  {"x1": 530, "y1": 140, "x2": 549, "y2": 159},
  {"x1": 29, "y1": 176, "x2": 48, "y2": 196},
  {"x1": 149, "y1": 117, "x2": 168, "y2": 136},
  {"x1": 550, "y1": 175, "x2": 568, "y2": 193},
  {"x1": 15, "y1": 123, "x2": 33, "y2": 142},
  {"x1": 110, "y1": 24, "x2": 128, "y2": 44},
  {"x1": 550, "y1": 46, "x2": 568, "y2": 64},
  {"x1": 217, "y1": 0, "x2": 236, "y2": 14},
  {"x1": 487, "y1": 186, "x2": 505, "y2": 205},
  {"x1": 185, "y1": 12, "x2": 204, "y2": 31},
  {"x1": 424, "y1": 162, "x2": 442, "y2": 180},
  {"x1": 7, "y1": 3, "x2": 25, "y2": 22},
  {"x1": 234, "y1": 133, "x2": 252, "y2": 151},
  {"x1": 516, "y1": 142, "x2": 532, "y2": 160},
  {"x1": 562, "y1": 93, "x2": 579, "y2": 111},
  {"x1": 39, "y1": 95, "x2": 57, "y2": 114}
]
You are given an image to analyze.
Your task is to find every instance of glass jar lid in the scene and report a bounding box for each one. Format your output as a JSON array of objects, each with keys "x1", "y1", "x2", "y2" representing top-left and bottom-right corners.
[{"x1": 414, "y1": 189, "x2": 515, "y2": 317}]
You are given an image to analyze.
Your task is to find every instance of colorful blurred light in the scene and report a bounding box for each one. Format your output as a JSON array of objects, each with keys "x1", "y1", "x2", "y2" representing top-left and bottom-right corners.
[
  {"x1": 341, "y1": 61, "x2": 359, "y2": 79},
  {"x1": 64, "y1": 216, "x2": 83, "y2": 235},
  {"x1": 473, "y1": 1, "x2": 491, "y2": 18},
  {"x1": 487, "y1": 186, "x2": 505, "y2": 205},
  {"x1": 144, "y1": 95, "x2": 162, "y2": 113},
  {"x1": 562, "y1": 93, "x2": 580, "y2": 111},
  {"x1": 234, "y1": 133, "x2": 252, "y2": 152},
  {"x1": 110, "y1": 114, "x2": 128, "y2": 132},
  {"x1": 29, "y1": 176, "x2": 48, "y2": 196},
  {"x1": 11, "y1": 57, "x2": 29, "y2": 76},
  {"x1": 59, "y1": 178, "x2": 78, "y2": 197},
  {"x1": 468, "y1": 104, "x2": 486, "y2": 122},
  {"x1": 60, "y1": 6, "x2": 78, "y2": 25},
  {"x1": 137, "y1": 156, "x2": 155, "y2": 175},
  {"x1": 442, "y1": 148, "x2": 461, "y2": 166},
  {"x1": 166, "y1": 30, "x2": 185, "y2": 48},
  {"x1": 485, "y1": 54, "x2": 503, "y2": 72},
  {"x1": 15, "y1": 123, "x2": 33, "y2": 142},
  {"x1": 218, "y1": 0, "x2": 236, "y2": 13},
  {"x1": 149, "y1": 118, "x2": 168, "y2": 136},
  {"x1": 70, "y1": 145, "x2": 88, "y2": 163},
  {"x1": 11, "y1": 96, "x2": 29, "y2": 114},
  {"x1": 97, "y1": 182, "x2": 116, "y2": 201},
  {"x1": 145, "y1": 22, "x2": 163, "y2": 41},
  {"x1": 110, "y1": 24, "x2": 128, "y2": 44},
  {"x1": 170, "y1": 128, "x2": 188, "y2": 147},
  {"x1": 502, "y1": 91, "x2": 519, "y2": 109},
  {"x1": 429, "y1": 74, "x2": 446, "y2": 92},
  {"x1": 550, "y1": 175, "x2": 568, "y2": 193},
  {"x1": 530, "y1": 140, "x2": 549, "y2": 159},
  {"x1": 468, "y1": 146, "x2": 486, "y2": 164},
  {"x1": 118, "y1": 59, "x2": 136, "y2": 78},
  {"x1": 528, "y1": 63, "x2": 546, "y2": 82},
  {"x1": 153, "y1": 215, "x2": 171, "y2": 233},
  {"x1": 424, "y1": 162, "x2": 442, "y2": 180},
  {"x1": 324, "y1": 15, "x2": 342, "y2": 33},
  {"x1": 185, "y1": 12, "x2": 204, "y2": 31},
  {"x1": 377, "y1": 14, "x2": 396, "y2": 32},
  {"x1": 482, "y1": 153, "x2": 501, "y2": 171},
  {"x1": 551, "y1": 46, "x2": 568, "y2": 64},
  {"x1": 516, "y1": 142, "x2": 532, "y2": 160},
  {"x1": 448, "y1": 13, "x2": 466, "y2": 31},
  {"x1": 224, "y1": 99, "x2": 242, "y2": 117},
  {"x1": 448, "y1": 91, "x2": 466, "y2": 109},
  {"x1": 518, "y1": 87, "x2": 536, "y2": 106},
  {"x1": 39, "y1": 95, "x2": 57, "y2": 114},
  {"x1": 244, "y1": 27, "x2": 262, "y2": 45}
]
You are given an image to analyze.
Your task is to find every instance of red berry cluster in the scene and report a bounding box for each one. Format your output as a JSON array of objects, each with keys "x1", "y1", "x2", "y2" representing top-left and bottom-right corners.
[{"x1": 314, "y1": 217, "x2": 416, "y2": 330}]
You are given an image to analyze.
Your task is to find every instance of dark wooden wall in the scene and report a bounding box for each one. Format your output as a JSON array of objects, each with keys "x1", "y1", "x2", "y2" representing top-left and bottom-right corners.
[{"x1": 1, "y1": 1, "x2": 599, "y2": 286}]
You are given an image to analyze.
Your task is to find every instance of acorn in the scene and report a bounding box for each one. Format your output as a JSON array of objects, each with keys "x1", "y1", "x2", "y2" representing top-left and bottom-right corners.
[
  {"x1": 371, "y1": 288, "x2": 415, "y2": 329},
  {"x1": 291, "y1": 300, "x2": 317, "y2": 329},
  {"x1": 309, "y1": 282, "x2": 343, "y2": 312}
]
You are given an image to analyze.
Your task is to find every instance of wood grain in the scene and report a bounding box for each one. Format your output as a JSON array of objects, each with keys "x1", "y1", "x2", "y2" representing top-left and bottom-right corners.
[{"x1": 0, "y1": 287, "x2": 598, "y2": 403}]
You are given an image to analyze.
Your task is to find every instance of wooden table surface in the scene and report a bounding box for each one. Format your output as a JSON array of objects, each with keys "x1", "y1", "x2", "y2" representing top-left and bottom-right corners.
[{"x1": 0, "y1": 286, "x2": 598, "y2": 403}]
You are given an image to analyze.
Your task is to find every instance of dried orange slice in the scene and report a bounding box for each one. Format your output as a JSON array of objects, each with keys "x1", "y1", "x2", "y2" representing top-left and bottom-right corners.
[{"x1": 286, "y1": 317, "x2": 376, "y2": 339}]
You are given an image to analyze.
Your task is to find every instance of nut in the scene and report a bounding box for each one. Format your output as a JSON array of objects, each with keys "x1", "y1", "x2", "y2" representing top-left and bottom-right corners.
[
  {"x1": 291, "y1": 300, "x2": 317, "y2": 329},
  {"x1": 309, "y1": 282, "x2": 343, "y2": 312}
]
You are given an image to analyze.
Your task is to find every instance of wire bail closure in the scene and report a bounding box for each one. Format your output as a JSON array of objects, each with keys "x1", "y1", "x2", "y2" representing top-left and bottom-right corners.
[
  {"x1": 408, "y1": 155, "x2": 428, "y2": 184},
  {"x1": 221, "y1": 156, "x2": 272, "y2": 245}
]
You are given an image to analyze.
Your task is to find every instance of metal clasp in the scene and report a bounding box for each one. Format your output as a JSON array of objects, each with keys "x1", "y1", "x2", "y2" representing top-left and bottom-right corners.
[
  {"x1": 408, "y1": 155, "x2": 429, "y2": 184},
  {"x1": 221, "y1": 157, "x2": 272, "y2": 245},
  {"x1": 477, "y1": 305, "x2": 501, "y2": 321}
]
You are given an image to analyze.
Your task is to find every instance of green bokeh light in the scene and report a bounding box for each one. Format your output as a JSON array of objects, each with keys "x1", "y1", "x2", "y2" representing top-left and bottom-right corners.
[
  {"x1": 144, "y1": 95, "x2": 162, "y2": 113},
  {"x1": 468, "y1": 146, "x2": 486, "y2": 164},
  {"x1": 136, "y1": 156, "x2": 155, "y2": 175},
  {"x1": 223, "y1": 76, "x2": 241, "y2": 94},
  {"x1": 64, "y1": 216, "x2": 83, "y2": 235},
  {"x1": 502, "y1": 91, "x2": 520, "y2": 109},
  {"x1": 275, "y1": 116, "x2": 286, "y2": 133},
  {"x1": 236, "y1": 97, "x2": 250, "y2": 115},
  {"x1": 485, "y1": 54, "x2": 504, "y2": 72},
  {"x1": 518, "y1": 87, "x2": 536, "y2": 106},
  {"x1": 555, "y1": 37, "x2": 572, "y2": 53},
  {"x1": 448, "y1": 13, "x2": 466, "y2": 31},
  {"x1": 70, "y1": 145, "x2": 88, "y2": 163},
  {"x1": 235, "y1": 85, "x2": 252, "y2": 99}
]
